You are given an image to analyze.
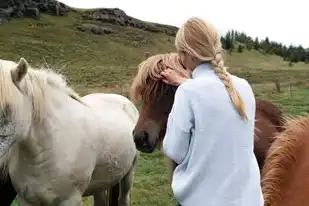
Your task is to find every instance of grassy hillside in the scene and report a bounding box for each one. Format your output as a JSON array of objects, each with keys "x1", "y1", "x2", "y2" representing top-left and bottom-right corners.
[
  {"x1": 2, "y1": 7, "x2": 309, "y2": 206},
  {"x1": 1, "y1": 9, "x2": 309, "y2": 94}
]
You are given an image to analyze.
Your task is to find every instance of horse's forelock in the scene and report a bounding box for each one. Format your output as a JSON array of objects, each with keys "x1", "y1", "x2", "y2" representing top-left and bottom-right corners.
[
  {"x1": 131, "y1": 55, "x2": 165, "y2": 104},
  {"x1": 130, "y1": 53, "x2": 190, "y2": 104}
]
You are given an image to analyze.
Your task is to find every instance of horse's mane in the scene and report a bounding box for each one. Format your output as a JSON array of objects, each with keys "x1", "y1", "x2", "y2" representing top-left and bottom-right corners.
[
  {"x1": 0, "y1": 59, "x2": 85, "y2": 122},
  {"x1": 261, "y1": 114, "x2": 309, "y2": 206},
  {"x1": 130, "y1": 53, "x2": 190, "y2": 103},
  {"x1": 67, "y1": 87, "x2": 85, "y2": 105}
]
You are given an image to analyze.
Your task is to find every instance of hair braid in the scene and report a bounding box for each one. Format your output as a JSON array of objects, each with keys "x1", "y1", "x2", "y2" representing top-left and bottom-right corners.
[
  {"x1": 175, "y1": 17, "x2": 249, "y2": 120},
  {"x1": 211, "y1": 53, "x2": 248, "y2": 120}
]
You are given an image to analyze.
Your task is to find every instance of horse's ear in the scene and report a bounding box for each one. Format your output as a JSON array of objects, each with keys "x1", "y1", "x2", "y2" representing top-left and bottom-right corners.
[{"x1": 11, "y1": 58, "x2": 28, "y2": 84}]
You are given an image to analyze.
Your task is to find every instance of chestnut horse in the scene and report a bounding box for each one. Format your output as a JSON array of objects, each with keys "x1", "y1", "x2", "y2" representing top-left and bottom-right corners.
[
  {"x1": 131, "y1": 53, "x2": 285, "y2": 181},
  {"x1": 262, "y1": 115, "x2": 309, "y2": 206}
]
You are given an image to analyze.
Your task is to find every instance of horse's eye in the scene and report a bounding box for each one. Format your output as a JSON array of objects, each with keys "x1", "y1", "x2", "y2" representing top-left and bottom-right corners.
[{"x1": 0, "y1": 118, "x2": 9, "y2": 125}]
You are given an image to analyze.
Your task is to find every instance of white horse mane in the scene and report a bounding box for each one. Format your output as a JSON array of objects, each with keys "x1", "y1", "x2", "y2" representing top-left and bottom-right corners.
[{"x1": 0, "y1": 59, "x2": 81, "y2": 122}]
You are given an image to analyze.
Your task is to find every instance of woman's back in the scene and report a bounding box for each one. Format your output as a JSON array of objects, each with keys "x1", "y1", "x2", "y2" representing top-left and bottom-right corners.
[
  {"x1": 161, "y1": 16, "x2": 264, "y2": 206},
  {"x1": 164, "y1": 64, "x2": 263, "y2": 206}
]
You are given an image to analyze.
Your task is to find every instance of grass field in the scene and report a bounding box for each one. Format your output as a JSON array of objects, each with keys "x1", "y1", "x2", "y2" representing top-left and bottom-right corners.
[{"x1": 2, "y1": 8, "x2": 309, "y2": 206}]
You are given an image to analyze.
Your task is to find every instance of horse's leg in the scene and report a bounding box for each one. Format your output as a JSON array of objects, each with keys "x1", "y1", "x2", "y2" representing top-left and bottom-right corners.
[
  {"x1": 118, "y1": 170, "x2": 133, "y2": 206},
  {"x1": 109, "y1": 182, "x2": 120, "y2": 206},
  {"x1": 18, "y1": 197, "x2": 31, "y2": 206},
  {"x1": 165, "y1": 156, "x2": 178, "y2": 184},
  {"x1": 59, "y1": 193, "x2": 83, "y2": 206},
  {"x1": 118, "y1": 154, "x2": 138, "y2": 206},
  {"x1": 94, "y1": 189, "x2": 109, "y2": 206},
  {"x1": 93, "y1": 184, "x2": 120, "y2": 206}
]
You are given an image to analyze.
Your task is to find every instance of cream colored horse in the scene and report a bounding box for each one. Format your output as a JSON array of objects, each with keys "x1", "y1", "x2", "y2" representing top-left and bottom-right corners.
[{"x1": 0, "y1": 58, "x2": 139, "y2": 206}]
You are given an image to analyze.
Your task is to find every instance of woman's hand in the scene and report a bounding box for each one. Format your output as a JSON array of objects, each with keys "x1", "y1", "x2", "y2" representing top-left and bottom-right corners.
[{"x1": 160, "y1": 68, "x2": 188, "y2": 86}]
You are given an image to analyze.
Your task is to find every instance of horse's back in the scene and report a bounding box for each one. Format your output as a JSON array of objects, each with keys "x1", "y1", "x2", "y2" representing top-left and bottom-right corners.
[
  {"x1": 81, "y1": 93, "x2": 139, "y2": 193},
  {"x1": 82, "y1": 93, "x2": 139, "y2": 124}
]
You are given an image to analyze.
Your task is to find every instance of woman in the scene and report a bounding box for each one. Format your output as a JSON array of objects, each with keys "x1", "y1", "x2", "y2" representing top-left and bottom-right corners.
[{"x1": 161, "y1": 17, "x2": 264, "y2": 206}]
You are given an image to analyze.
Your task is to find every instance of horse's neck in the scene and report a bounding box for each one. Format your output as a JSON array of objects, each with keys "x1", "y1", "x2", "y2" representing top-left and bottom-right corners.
[{"x1": 19, "y1": 91, "x2": 86, "y2": 159}]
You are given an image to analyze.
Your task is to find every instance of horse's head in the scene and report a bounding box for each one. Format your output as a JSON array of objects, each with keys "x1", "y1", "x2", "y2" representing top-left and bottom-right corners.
[
  {"x1": 0, "y1": 57, "x2": 84, "y2": 164},
  {"x1": 131, "y1": 53, "x2": 190, "y2": 153},
  {"x1": 0, "y1": 58, "x2": 33, "y2": 159}
]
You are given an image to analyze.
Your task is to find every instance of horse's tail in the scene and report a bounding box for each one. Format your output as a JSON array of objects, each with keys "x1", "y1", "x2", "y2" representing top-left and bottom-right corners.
[
  {"x1": 262, "y1": 115, "x2": 309, "y2": 206},
  {"x1": 256, "y1": 99, "x2": 285, "y2": 132}
]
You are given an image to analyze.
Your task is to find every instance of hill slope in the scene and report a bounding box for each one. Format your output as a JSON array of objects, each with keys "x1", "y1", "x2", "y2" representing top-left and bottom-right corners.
[{"x1": 1, "y1": 7, "x2": 309, "y2": 96}]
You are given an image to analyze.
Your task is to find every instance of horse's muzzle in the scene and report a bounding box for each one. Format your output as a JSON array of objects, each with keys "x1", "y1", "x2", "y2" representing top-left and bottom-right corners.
[{"x1": 133, "y1": 130, "x2": 156, "y2": 153}]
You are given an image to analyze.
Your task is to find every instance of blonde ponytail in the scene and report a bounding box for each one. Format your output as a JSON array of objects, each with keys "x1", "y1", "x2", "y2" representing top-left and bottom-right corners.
[{"x1": 210, "y1": 53, "x2": 248, "y2": 120}]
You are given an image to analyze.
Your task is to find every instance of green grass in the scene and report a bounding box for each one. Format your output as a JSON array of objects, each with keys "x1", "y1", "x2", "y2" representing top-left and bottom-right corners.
[{"x1": 3, "y1": 8, "x2": 309, "y2": 206}]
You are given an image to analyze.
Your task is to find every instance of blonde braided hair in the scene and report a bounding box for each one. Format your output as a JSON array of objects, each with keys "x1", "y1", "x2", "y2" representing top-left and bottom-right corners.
[{"x1": 175, "y1": 17, "x2": 248, "y2": 120}]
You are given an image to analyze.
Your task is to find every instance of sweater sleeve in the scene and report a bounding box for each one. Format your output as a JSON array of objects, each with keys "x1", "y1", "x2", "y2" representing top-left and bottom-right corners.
[{"x1": 163, "y1": 85, "x2": 194, "y2": 164}]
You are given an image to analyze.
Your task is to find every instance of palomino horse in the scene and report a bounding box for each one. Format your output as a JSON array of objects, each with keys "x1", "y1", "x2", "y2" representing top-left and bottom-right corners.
[
  {"x1": 130, "y1": 53, "x2": 284, "y2": 181},
  {"x1": 0, "y1": 58, "x2": 139, "y2": 206},
  {"x1": 262, "y1": 115, "x2": 309, "y2": 206}
]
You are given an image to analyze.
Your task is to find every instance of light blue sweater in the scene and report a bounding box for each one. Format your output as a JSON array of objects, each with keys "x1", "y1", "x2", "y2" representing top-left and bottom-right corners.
[{"x1": 163, "y1": 63, "x2": 264, "y2": 206}]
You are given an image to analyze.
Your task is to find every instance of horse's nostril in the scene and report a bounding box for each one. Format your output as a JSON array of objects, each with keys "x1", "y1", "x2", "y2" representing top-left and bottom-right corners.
[
  {"x1": 133, "y1": 131, "x2": 150, "y2": 146},
  {"x1": 143, "y1": 131, "x2": 149, "y2": 141}
]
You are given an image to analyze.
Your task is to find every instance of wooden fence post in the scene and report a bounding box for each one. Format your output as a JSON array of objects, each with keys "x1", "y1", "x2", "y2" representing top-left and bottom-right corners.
[
  {"x1": 275, "y1": 78, "x2": 281, "y2": 93},
  {"x1": 288, "y1": 85, "x2": 292, "y2": 99}
]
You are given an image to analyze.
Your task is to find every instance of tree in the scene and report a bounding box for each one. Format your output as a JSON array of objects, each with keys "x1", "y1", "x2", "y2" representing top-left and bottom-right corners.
[
  {"x1": 221, "y1": 29, "x2": 309, "y2": 64},
  {"x1": 254, "y1": 37, "x2": 260, "y2": 50},
  {"x1": 224, "y1": 31, "x2": 234, "y2": 51},
  {"x1": 237, "y1": 45, "x2": 244, "y2": 53}
]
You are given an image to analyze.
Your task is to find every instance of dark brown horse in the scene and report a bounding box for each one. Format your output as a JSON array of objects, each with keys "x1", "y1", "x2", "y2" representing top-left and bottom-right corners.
[
  {"x1": 131, "y1": 53, "x2": 285, "y2": 180},
  {"x1": 254, "y1": 99, "x2": 285, "y2": 170}
]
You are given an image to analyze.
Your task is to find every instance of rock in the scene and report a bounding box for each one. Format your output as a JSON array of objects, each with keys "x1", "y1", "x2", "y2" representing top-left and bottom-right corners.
[
  {"x1": 0, "y1": 7, "x2": 13, "y2": 24},
  {"x1": 33, "y1": 0, "x2": 68, "y2": 16},
  {"x1": 76, "y1": 24, "x2": 113, "y2": 35},
  {"x1": 25, "y1": 7, "x2": 40, "y2": 18},
  {"x1": 81, "y1": 8, "x2": 178, "y2": 36},
  {"x1": 0, "y1": 18, "x2": 9, "y2": 24},
  {"x1": 0, "y1": 0, "x2": 69, "y2": 24}
]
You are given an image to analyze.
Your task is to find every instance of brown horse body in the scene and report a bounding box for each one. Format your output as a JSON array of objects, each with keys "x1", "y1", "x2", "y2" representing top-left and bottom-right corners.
[
  {"x1": 132, "y1": 79, "x2": 284, "y2": 173},
  {"x1": 131, "y1": 54, "x2": 284, "y2": 177},
  {"x1": 262, "y1": 115, "x2": 309, "y2": 206},
  {"x1": 254, "y1": 99, "x2": 285, "y2": 170}
]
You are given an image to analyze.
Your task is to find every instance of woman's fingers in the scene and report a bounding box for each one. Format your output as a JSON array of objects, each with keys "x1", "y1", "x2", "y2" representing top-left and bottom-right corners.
[
  {"x1": 160, "y1": 68, "x2": 177, "y2": 85},
  {"x1": 161, "y1": 78, "x2": 169, "y2": 84}
]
